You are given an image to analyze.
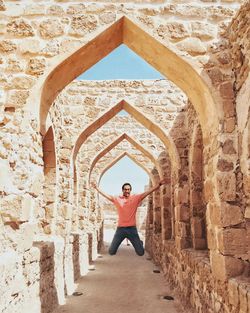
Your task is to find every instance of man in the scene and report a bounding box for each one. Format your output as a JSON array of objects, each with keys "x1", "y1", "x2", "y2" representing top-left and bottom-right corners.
[{"x1": 92, "y1": 179, "x2": 167, "y2": 256}]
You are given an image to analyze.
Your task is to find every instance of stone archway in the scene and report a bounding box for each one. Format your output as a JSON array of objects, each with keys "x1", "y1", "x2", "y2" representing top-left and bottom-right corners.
[
  {"x1": 38, "y1": 16, "x2": 219, "y2": 143},
  {"x1": 72, "y1": 99, "x2": 179, "y2": 170},
  {"x1": 88, "y1": 133, "x2": 162, "y2": 182},
  {"x1": 96, "y1": 151, "x2": 155, "y2": 187}
]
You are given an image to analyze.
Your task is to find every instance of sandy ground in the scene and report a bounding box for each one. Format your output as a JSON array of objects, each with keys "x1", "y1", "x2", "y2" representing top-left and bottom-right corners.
[{"x1": 53, "y1": 229, "x2": 186, "y2": 313}]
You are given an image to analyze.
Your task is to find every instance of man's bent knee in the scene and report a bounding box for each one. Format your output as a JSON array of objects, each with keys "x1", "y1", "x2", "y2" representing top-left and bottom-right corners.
[
  {"x1": 108, "y1": 248, "x2": 117, "y2": 255},
  {"x1": 136, "y1": 248, "x2": 144, "y2": 256}
]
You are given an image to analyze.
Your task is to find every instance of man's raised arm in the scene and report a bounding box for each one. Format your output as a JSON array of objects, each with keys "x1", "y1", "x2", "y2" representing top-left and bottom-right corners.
[
  {"x1": 91, "y1": 182, "x2": 113, "y2": 202},
  {"x1": 140, "y1": 178, "x2": 168, "y2": 200}
]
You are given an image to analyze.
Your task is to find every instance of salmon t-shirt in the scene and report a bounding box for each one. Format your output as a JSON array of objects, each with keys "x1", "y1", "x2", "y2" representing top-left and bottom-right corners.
[{"x1": 111, "y1": 194, "x2": 144, "y2": 227}]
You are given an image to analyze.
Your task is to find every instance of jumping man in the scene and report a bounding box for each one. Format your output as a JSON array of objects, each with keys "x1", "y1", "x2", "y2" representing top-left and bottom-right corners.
[{"x1": 92, "y1": 179, "x2": 167, "y2": 256}]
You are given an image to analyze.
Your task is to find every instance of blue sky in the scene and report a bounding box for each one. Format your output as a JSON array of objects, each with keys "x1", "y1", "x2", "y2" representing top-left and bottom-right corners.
[
  {"x1": 78, "y1": 44, "x2": 164, "y2": 80},
  {"x1": 78, "y1": 44, "x2": 162, "y2": 195}
]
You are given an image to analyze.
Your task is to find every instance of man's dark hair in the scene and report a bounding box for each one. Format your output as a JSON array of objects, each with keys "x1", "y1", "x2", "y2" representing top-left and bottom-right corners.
[{"x1": 122, "y1": 183, "x2": 132, "y2": 190}]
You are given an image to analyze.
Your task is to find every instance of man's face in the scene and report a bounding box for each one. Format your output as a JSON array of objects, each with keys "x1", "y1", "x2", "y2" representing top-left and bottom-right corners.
[{"x1": 122, "y1": 185, "x2": 131, "y2": 198}]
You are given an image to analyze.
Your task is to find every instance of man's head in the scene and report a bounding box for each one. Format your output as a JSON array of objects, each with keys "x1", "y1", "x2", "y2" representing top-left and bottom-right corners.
[{"x1": 122, "y1": 183, "x2": 132, "y2": 198}]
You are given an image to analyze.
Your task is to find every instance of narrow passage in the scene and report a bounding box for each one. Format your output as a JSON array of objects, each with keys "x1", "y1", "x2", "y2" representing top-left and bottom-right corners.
[{"x1": 53, "y1": 230, "x2": 186, "y2": 313}]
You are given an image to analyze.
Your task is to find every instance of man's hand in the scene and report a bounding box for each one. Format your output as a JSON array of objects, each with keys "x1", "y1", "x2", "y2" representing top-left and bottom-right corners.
[
  {"x1": 90, "y1": 182, "x2": 113, "y2": 202},
  {"x1": 91, "y1": 182, "x2": 97, "y2": 189},
  {"x1": 159, "y1": 178, "x2": 169, "y2": 186}
]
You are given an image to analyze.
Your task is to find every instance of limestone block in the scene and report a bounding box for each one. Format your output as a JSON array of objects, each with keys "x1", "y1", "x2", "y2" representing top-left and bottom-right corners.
[
  {"x1": 47, "y1": 5, "x2": 65, "y2": 16},
  {"x1": 217, "y1": 158, "x2": 234, "y2": 172},
  {"x1": 0, "y1": 194, "x2": 23, "y2": 222},
  {"x1": 218, "y1": 228, "x2": 247, "y2": 255},
  {"x1": 220, "y1": 202, "x2": 244, "y2": 227},
  {"x1": 245, "y1": 207, "x2": 250, "y2": 219},
  {"x1": 19, "y1": 39, "x2": 41, "y2": 54},
  {"x1": 23, "y1": 4, "x2": 45, "y2": 16},
  {"x1": 211, "y1": 251, "x2": 245, "y2": 280},
  {"x1": 21, "y1": 194, "x2": 35, "y2": 221},
  {"x1": 224, "y1": 117, "x2": 236, "y2": 133},
  {"x1": 191, "y1": 217, "x2": 203, "y2": 238},
  {"x1": 0, "y1": 40, "x2": 17, "y2": 53},
  {"x1": 7, "y1": 19, "x2": 34, "y2": 37},
  {"x1": 11, "y1": 223, "x2": 35, "y2": 251},
  {"x1": 220, "y1": 82, "x2": 234, "y2": 99},
  {"x1": 0, "y1": 250, "x2": 25, "y2": 309},
  {"x1": 41, "y1": 40, "x2": 60, "y2": 57},
  {"x1": 191, "y1": 22, "x2": 217, "y2": 40},
  {"x1": 157, "y1": 22, "x2": 189, "y2": 40},
  {"x1": 9, "y1": 75, "x2": 35, "y2": 90},
  {"x1": 176, "y1": 37, "x2": 206, "y2": 55},
  {"x1": 30, "y1": 171, "x2": 44, "y2": 197},
  {"x1": 6, "y1": 90, "x2": 29, "y2": 108},
  {"x1": 66, "y1": 3, "x2": 86, "y2": 15},
  {"x1": 60, "y1": 39, "x2": 83, "y2": 54},
  {"x1": 99, "y1": 12, "x2": 116, "y2": 24},
  {"x1": 222, "y1": 139, "x2": 237, "y2": 155},
  {"x1": 175, "y1": 205, "x2": 189, "y2": 222},
  {"x1": 0, "y1": 0, "x2": 6, "y2": 11},
  {"x1": 5, "y1": 57, "x2": 23, "y2": 72},
  {"x1": 228, "y1": 278, "x2": 239, "y2": 307},
  {"x1": 26, "y1": 57, "x2": 46, "y2": 76},
  {"x1": 207, "y1": 6, "x2": 235, "y2": 20},
  {"x1": 0, "y1": 21, "x2": 5, "y2": 34},
  {"x1": 177, "y1": 184, "x2": 189, "y2": 205},
  {"x1": 216, "y1": 172, "x2": 236, "y2": 201},
  {"x1": 39, "y1": 19, "x2": 64, "y2": 39},
  {"x1": 69, "y1": 15, "x2": 98, "y2": 36},
  {"x1": 239, "y1": 283, "x2": 249, "y2": 313}
]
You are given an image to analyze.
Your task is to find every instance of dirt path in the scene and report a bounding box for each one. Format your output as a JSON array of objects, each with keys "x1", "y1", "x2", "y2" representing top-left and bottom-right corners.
[{"x1": 53, "y1": 230, "x2": 185, "y2": 313}]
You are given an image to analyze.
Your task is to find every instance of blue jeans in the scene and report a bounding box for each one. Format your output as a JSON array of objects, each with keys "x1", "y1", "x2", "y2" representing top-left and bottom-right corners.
[{"x1": 109, "y1": 226, "x2": 144, "y2": 256}]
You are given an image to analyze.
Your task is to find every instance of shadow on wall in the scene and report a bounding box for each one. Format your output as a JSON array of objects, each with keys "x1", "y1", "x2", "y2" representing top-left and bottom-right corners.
[
  {"x1": 33, "y1": 241, "x2": 59, "y2": 313},
  {"x1": 72, "y1": 234, "x2": 81, "y2": 282}
]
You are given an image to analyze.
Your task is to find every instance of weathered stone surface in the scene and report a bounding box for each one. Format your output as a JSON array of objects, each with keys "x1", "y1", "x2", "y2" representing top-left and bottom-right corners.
[
  {"x1": 41, "y1": 40, "x2": 60, "y2": 57},
  {"x1": 47, "y1": 5, "x2": 64, "y2": 16},
  {"x1": 0, "y1": 0, "x2": 6, "y2": 11},
  {"x1": 191, "y1": 22, "x2": 217, "y2": 40},
  {"x1": 6, "y1": 90, "x2": 29, "y2": 108},
  {"x1": 220, "y1": 202, "x2": 244, "y2": 227},
  {"x1": 217, "y1": 158, "x2": 234, "y2": 172},
  {"x1": 99, "y1": 12, "x2": 116, "y2": 25},
  {"x1": 9, "y1": 75, "x2": 35, "y2": 90},
  {"x1": 39, "y1": 19, "x2": 64, "y2": 39},
  {"x1": 216, "y1": 172, "x2": 236, "y2": 201},
  {"x1": 23, "y1": 4, "x2": 45, "y2": 16},
  {"x1": 176, "y1": 37, "x2": 206, "y2": 55},
  {"x1": 19, "y1": 39, "x2": 41, "y2": 54},
  {"x1": 69, "y1": 15, "x2": 98, "y2": 36},
  {"x1": 218, "y1": 228, "x2": 247, "y2": 255},
  {"x1": 7, "y1": 19, "x2": 34, "y2": 37},
  {"x1": 26, "y1": 57, "x2": 46, "y2": 76},
  {"x1": 222, "y1": 139, "x2": 237, "y2": 155},
  {"x1": 157, "y1": 22, "x2": 189, "y2": 40},
  {"x1": 0, "y1": 40, "x2": 17, "y2": 53},
  {"x1": 211, "y1": 252, "x2": 245, "y2": 280}
]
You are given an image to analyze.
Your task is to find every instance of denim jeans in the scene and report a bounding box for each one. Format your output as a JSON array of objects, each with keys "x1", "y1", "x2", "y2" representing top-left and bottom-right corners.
[{"x1": 109, "y1": 226, "x2": 144, "y2": 256}]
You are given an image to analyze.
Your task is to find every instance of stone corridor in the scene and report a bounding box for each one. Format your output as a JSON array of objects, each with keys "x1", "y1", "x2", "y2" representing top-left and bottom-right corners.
[
  {"x1": 0, "y1": 1, "x2": 250, "y2": 313},
  {"x1": 53, "y1": 229, "x2": 185, "y2": 313}
]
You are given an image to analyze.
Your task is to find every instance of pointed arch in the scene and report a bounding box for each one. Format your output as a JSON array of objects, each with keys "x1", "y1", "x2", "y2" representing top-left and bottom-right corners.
[
  {"x1": 73, "y1": 100, "x2": 178, "y2": 170},
  {"x1": 87, "y1": 133, "x2": 162, "y2": 183},
  {"x1": 96, "y1": 152, "x2": 155, "y2": 187},
  {"x1": 38, "y1": 16, "x2": 218, "y2": 143}
]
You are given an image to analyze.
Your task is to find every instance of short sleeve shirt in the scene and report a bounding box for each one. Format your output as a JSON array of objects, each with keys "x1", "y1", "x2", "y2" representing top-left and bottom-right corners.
[{"x1": 111, "y1": 194, "x2": 144, "y2": 227}]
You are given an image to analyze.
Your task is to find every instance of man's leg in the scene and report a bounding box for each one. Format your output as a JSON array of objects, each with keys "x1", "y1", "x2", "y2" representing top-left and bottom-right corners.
[
  {"x1": 126, "y1": 227, "x2": 144, "y2": 256},
  {"x1": 109, "y1": 227, "x2": 125, "y2": 255}
]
